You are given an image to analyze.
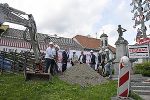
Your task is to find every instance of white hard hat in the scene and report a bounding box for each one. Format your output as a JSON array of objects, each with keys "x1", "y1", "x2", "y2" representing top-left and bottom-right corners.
[
  {"x1": 120, "y1": 56, "x2": 129, "y2": 65},
  {"x1": 72, "y1": 50, "x2": 76, "y2": 52},
  {"x1": 90, "y1": 50, "x2": 93, "y2": 52},
  {"x1": 49, "y1": 42, "x2": 53, "y2": 45},
  {"x1": 99, "y1": 50, "x2": 102, "y2": 53},
  {"x1": 55, "y1": 44, "x2": 60, "y2": 49},
  {"x1": 105, "y1": 49, "x2": 109, "y2": 52}
]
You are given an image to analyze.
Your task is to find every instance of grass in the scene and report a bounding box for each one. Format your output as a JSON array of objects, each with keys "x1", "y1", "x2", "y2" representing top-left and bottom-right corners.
[
  {"x1": 129, "y1": 91, "x2": 142, "y2": 100},
  {"x1": 0, "y1": 72, "x2": 142, "y2": 100}
]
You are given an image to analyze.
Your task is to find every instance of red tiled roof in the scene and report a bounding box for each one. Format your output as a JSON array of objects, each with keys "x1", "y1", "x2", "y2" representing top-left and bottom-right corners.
[
  {"x1": 108, "y1": 45, "x2": 116, "y2": 54},
  {"x1": 74, "y1": 35, "x2": 101, "y2": 49},
  {"x1": 74, "y1": 35, "x2": 116, "y2": 53}
]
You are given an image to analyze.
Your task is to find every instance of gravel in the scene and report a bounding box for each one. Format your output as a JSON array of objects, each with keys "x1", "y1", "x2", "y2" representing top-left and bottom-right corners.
[{"x1": 59, "y1": 64, "x2": 107, "y2": 86}]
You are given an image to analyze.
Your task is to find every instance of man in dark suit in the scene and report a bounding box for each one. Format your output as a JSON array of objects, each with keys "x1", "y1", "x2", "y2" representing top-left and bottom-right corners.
[
  {"x1": 78, "y1": 51, "x2": 86, "y2": 64},
  {"x1": 61, "y1": 48, "x2": 69, "y2": 72},
  {"x1": 97, "y1": 51, "x2": 102, "y2": 70},
  {"x1": 89, "y1": 50, "x2": 96, "y2": 70}
]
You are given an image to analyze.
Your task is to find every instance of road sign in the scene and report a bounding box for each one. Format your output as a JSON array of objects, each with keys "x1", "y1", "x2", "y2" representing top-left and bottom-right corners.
[
  {"x1": 138, "y1": 38, "x2": 150, "y2": 44},
  {"x1": 128, "y1": 45, "x2": 150, "y2": 58}
]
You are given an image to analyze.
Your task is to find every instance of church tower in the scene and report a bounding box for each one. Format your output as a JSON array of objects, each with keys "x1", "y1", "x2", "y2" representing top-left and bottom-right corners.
[{"x1": 100, "y1": 32, "x2": 108, "y2": 49}]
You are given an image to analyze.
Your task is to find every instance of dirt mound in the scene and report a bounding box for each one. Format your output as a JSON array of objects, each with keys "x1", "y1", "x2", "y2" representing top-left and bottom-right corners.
[{"x1": 59, "y1": 64, "x2": 107, "y2": 86}]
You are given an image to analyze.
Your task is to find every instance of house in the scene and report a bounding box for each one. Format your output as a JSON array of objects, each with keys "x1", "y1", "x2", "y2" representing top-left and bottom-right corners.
[
  {"x1": 0, "y1": 26, "x2": 116, "y2": 64},
  {"x1": 0, "y1": 27, "x2": 83, "y2": 52},
  {"x1": 0, "y1": 27, "x2": 84, "y2": 63},
  {"x1": 73, "y1": 34, "x2": 116, "y2": 60},
  {"x1": 0, "y1": 28, "x2": 49, "y2": 52}
]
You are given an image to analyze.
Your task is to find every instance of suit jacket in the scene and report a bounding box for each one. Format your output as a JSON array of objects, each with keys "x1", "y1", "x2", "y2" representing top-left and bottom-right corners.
[
  {"x1": 78, "y1": 54, "x2": 86, "y2": 63},
  {"x1": 102, "y1": 53, "x2": 106, "y2": 60},
  {"x1": 62, "y1": 51, "x2": 69, "y2": 63},
  {"x1": 90, "y1": 54, "x2": 96, "y2": 64},
  {"x1": 98, "y1": 54, "x2": 102, "y2": 63}
]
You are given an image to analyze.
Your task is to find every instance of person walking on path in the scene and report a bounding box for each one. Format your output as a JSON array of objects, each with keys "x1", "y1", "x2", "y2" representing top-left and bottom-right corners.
[{"x1": 105, "y1": 57, "x2": 116, "y2": 78}]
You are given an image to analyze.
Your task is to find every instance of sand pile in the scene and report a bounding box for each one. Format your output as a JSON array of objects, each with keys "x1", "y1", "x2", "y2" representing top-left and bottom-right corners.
[{"x1": 59, "y1": 64, "x2": 107, "y2": 86}]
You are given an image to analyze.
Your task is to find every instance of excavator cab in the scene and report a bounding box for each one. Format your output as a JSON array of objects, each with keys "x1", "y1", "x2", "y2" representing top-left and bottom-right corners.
[
  {"x1": 0, "y1": 25, "x2": 9, "y2": 36},
  {"x1": 0, "y1": 28, "x2": 4, "y2": 34}
]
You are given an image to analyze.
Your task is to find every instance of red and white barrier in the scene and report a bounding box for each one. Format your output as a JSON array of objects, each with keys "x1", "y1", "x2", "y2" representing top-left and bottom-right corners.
[{"x1": 117, "y1": 56, "x2": 130, "y2": 98}]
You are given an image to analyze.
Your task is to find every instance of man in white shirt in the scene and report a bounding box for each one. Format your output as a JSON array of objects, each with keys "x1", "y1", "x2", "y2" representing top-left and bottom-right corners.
[
  {"x1": 45, "y1": 42, "x2": 56, "y2": 75},
  {"x1": 70, "y1": 50, "x2": 78, "y2": 66}
]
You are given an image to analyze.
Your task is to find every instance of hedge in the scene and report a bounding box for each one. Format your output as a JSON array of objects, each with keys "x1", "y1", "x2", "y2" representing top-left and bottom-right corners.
[{"x1": 134, "y1": 61, "x2": 150, "y2": 76}]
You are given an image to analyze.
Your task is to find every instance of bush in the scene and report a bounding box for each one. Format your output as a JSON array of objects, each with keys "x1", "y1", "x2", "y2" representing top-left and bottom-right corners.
[{"x1": 134, "y1": 61, "x2": 150, "y2": 76}]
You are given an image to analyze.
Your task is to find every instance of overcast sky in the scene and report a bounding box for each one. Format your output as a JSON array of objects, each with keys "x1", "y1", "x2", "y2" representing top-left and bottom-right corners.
[{"x1": 1, "y1": 0, "x2": 150, "y2": 47}]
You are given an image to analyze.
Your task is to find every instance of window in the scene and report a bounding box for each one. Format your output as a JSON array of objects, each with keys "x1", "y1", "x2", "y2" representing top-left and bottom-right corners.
[
  {"x1": 105, "y1": 39, "x2": 108, "y2": 46},
  {"x1": 3, "y1": 48, "x2": 5, "y2": 51},
  {"x1": 8, "y1": 49, "x2": 12, "y2": 52}
]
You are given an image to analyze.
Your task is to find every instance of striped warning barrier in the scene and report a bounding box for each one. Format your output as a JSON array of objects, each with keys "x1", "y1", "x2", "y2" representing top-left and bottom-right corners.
[{"x1": 117, "y1": 56, "x2": 130, "y2": 98}]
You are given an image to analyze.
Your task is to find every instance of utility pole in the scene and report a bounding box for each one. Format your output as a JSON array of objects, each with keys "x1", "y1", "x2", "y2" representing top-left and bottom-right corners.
[{"x1": 96, "y1": 32, "x2": 97, "y2": 39}]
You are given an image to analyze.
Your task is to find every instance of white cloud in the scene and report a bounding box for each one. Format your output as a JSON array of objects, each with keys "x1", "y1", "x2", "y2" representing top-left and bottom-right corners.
[
  {"x1": 113, "y1": 0, "x2": 137, "y2": 45},
  {"x1": 2, "y1": 0, "x2": 145, "y2": 46},
  {"x1": 1, "y1": 0, "x2": 109, "y2": 37},
  {"x1": 98, "y1": 24, "x2": 117, "y2": 47}
]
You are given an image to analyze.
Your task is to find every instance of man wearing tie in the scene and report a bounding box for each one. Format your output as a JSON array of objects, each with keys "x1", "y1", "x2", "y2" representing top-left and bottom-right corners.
[
  {"x1": 78, "y1": 51, "x2": 86, "y2": 64},
  {"x1": 89, "y1": 50, "x2": 96, "y2": 70},
  {"x1": 61, "y1": 48, "x2": 69, "y2": 72}
]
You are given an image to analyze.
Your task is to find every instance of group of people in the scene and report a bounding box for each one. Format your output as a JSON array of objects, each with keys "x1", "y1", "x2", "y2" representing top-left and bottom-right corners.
[
  {"x1": 44, "y1": 42, "x2": 87, "y2": 75},
  {"x1": 44, "y1": 41, "x2": 114, "y2": 78},
  {"x1": 70, "y1": 50, "x2": 86, "y2": 66},
  {"x1": 70, "y1": 49, "x2": 114, "y2": 78}
]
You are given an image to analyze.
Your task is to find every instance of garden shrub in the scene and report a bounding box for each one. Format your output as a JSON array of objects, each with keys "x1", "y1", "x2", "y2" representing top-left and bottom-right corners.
[{"x1": 134, "y1": 61, "x2": 150, "y2": 76}]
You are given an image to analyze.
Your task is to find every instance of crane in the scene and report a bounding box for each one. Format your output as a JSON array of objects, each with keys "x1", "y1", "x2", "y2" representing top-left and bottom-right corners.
[{"x1": 0, "y1": 3, "x2": 50, "y2": 80}]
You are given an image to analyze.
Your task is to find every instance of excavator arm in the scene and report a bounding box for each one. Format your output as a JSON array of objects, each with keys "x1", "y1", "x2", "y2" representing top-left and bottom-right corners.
[
  {"x1": 0, "y1": 3, "x2": 28, "y2": 26},
  {"x1": 0, "y1": 3, "x2": 40, "y2": 63}
]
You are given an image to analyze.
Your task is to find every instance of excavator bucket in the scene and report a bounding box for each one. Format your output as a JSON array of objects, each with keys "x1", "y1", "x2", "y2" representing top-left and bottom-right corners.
[
  {"x1": 24, "y1": 63, "x2": 51, "y2": 81},
  {"x1": 25, "y1": 71, "x2": 51, "y2": 81}
]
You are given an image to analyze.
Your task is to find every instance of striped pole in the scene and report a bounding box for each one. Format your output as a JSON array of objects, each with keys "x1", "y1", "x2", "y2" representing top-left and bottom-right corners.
[{"x1": 117, "y1": 56, "x2": 130, "y2": 98}]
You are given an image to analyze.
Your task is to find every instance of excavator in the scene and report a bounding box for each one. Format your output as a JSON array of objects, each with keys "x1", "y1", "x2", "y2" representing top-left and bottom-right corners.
[{"x1": 0, "y1": 3, "x2": 50, "y2": 80}]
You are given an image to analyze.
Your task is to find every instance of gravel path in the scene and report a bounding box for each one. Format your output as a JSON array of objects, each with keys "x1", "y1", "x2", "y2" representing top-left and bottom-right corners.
[{"x1": 59, "y1": 64, "x2": 107, "y2": 86}]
